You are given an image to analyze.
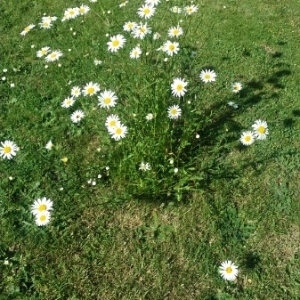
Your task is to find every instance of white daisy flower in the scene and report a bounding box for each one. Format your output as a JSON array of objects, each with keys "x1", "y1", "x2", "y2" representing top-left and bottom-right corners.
[
  {"x1": 137, "y1": 4, "x2": 156, "y2": 19},
  {"x1": 107, "y1": 34, "x2": 126, "y2": 52},
  {"x1": 130, "y1": 45, "x2": 142, "y2": 59},
  {"x1": 219, "y1": 260, "x2": 239, "y2": 281},
  {"x1": 168, "y1": 25, "x2": 183, "y2": 38},
  {"x1": 71, "y1": 110, "x2": 85, "y2": 123},
  {"x1": 200, "y1": 69, "x2": 216, "y2": 83},
  {"x1": 78, "y1": 5, "x2": 90, "y2": 15},
  {"x1": 31, "y1": 197, "x2": 53, "y2": 215},
  {"x1": 0, "y1": 140, "x2": 19, "y2": 160},
  {"x1": 20, "y1": 24, "x2": 35, "y2": 36},
  {"x1": 123, "y1": 21, "x2": 137, "y2": 32},
  {"x1": 82, "y1": 82, "x2": 100, "y2": 96},
  {"x1": 232, "y1": 82, "x2": 242, "y2": 93},
  {"x1": 171, "y1": 78, "x2": 188, "y2": 97},
  {"x1": 185, "y1": 5, "x2": 198, "y2": 15},
  {"x1": 105, "y1": 114, "x2": 121, "y2": 132},
  {"x1": 71, "y1": 86, "x2": 81, "y2": 97},
  {"x1": 240, "y1": 131, "x2": 255, "y2": 146},
  {"x1": 110, "y1": 123, "x2": 128, "y2": 140},
  {"x1": 61, "y1": 96, "x2": 75, "y2": 108},
  {"x1": 63, "y1": 7, "x2": 80, "y2": 20},
  {"x1": 163, "y1": 40, "x2": 180, "y2": 56},
  {"x1": 252, "y1": 120, "x2": 269, "y2": 140},
  {"x1": 45, "y1": 50, "x2": 63, "y2": 62},
  {"x1": 98, "y1": 90, "x2": 118, "y2": 108},
  {"x1": 35, "y1": 211, "x2": 51, "y2": 226},
  {"x1": 39, "y1": 20, "x2": 53, "y2": 29},
  {"x1": 45, "y1": 140, "x2": 54, "y2": 150},
  {"x1": 132, "y1": 22, "x2": 151, "y2": 39},
  {"x1": 168, "y1": 105, "x2": 182, "y2": 119},
  {"x1": 36, "y1": 47, "x2": 50, "y2": 58},
  {"x1": 139, "y1": 162, "x2": 151, "y2": 171}
]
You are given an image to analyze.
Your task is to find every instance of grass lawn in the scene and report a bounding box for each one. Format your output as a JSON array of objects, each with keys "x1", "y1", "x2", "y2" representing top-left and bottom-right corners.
[{"x1": 1, "y1": 0, "x2": 300, "y2": 299}]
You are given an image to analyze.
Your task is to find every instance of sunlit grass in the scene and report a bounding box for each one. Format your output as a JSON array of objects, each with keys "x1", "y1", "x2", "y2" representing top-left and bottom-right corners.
[{"x1": 1, "y1": 0, "x2": 300, "y2": 299}]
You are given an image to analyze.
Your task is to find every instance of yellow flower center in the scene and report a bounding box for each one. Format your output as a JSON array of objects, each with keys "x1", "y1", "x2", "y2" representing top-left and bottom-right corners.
[
  {"x1": 79, "y1": 8, "x2": 85, "y2": 13},
  {"x1": 112, "y1": 40, "x2": 120, "y2": 47},
  {"x1": 38, "y1": 204, "x2": 47, "y2": 212},
  {"x1": 169, "y1": 45, "x2": 175, "y2": 51},
  {"x1": 144, "y1": 8, "x2": 150, "y2": 14},
  {"x1": 173, "y1": 29, "x2": 179, "y2": 35},
  {"x1": 128, "y1": 23, "x2": 134, "y2": 29},
  {"x1": 171, "y1": 108, "x2": 177, "y2": 115},
  {"x1": 245, "y1": 136, "x2": 251, "y2": 142},
  {"x1": 204, "y1": 74, "x2": 211, "y2": 80},
  {"x1": 3, "y1": 146, "x2": 11, "y2": 154},
  {"x1": 115, "y1": 128, "x2": 122, "y2": 135},
  {"x1": 43, "y1": 22, "x2": 49, "y2": 27},
  {"x1": 258, "y1": 126, "x2": 266, "y2": 134},
  {"x1": 109, "y1": 120, "x2": 116, "y2": 127},
  {"x1": 140, "y1": 27, "x2": 146, "y2": 33},
  {"x1": 225, "y1": 267, "x2": 233, "y2": 274},
  {"x1": 176, "y1": 84, "x2": 183, "y2": 91},
  {"x1": 66, "y1": 99, "x2": 72, "y2": 105},
  {"x1": 39, "y1": 215, "x2": 46, "y2": 222},
  {"x1": 25, "y1": 27, "x2": 31, "y2": 32},
  {"x1": 104, "y1": 98, "x2": 111, "y2": 104},
  {"x1": 70, "y1": 10, "x2": 75, "y2": 15},
  {"x1": 87, "y1": 87, "x2": 95, "y2": 94},
  {"x1": 51, "y1": 53, "x2": 57, "y2": 59}
]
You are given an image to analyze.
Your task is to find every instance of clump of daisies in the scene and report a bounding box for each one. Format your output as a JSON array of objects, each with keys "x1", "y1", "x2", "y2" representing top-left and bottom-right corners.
[
  {"x1": 219, "y1": 260, "x2": 239, "y2": 281},
  {"x1": 0, "y1": 140, "x2": 19, "y2": 160},
  {"x1": 31, "y1": 197, "x2": 53, "y2": 226},
  {"x1": 240, "y1": 120, "x2": 269, "y2": 146}
]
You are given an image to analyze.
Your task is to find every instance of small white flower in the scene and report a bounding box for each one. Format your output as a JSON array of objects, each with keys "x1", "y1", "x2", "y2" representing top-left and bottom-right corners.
[
  {"x1": 200, "y1": 69, "x2": 216, "y2": 83},
  {"x1": 168, "y1": 105, "x2": 182, "y2": 119},
  {"x1": 45, "y1": 140, "x2": 54, "y2": 150},
  {"x1": 240, "y1": 131, "x2": 255, "y2": 146},
  {"x1": 139, "y1": 162, "x2": 151, "y2": 171},
  {"x1": 71, "y1": 110, "x2": 85, "y2": 123},
  {"x1": 0, "y1": 140, "x2": 19, "y2": 160},
  {"x1": 130, "y1": 45, "x2": 142, "y2": 59},
  {"x1": 146, "y1": 113, "x2": 154, "y2": 121},
  {"x1": 219, "y1": 260, "x2": 239, "y2": 281},
  {"x1": 232, "y1": 82, "x2": 242, "y2": 93},
  {"x1": 171, "y1": 78, "x2": 188, "y2": 97},
  {"x1": 252, "y1": 120, "x2": 269, "y2": 140}
]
